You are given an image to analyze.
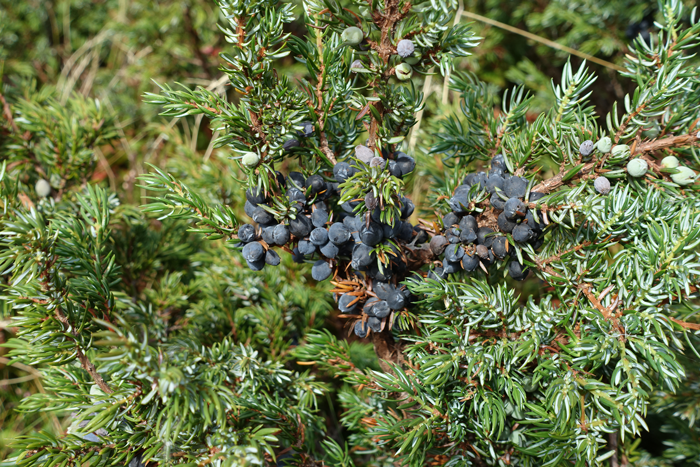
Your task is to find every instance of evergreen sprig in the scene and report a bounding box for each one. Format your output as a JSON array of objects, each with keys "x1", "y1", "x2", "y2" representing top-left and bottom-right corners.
[{"x1": 1, "y1": 0, "x2": 700, "y2": 466}]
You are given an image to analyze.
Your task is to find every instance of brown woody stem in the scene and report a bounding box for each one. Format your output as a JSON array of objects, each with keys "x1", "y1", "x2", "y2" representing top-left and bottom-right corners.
[{"x1": 55, "y1": 307, "x2": 113, "y2": 394}]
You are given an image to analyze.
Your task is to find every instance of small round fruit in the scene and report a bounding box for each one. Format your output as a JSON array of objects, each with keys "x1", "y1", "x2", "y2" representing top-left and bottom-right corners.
[
  {"x1": 528, "y1": 191, "x2": 545, "y2": 202},
  {"x1": 246, "y1": 258, "x2": 265, "y2": 271},
  {"x1": 305, "y1": 174, "x2": 326, "y2": 195},
  {"x1": 35, "y1": 179, "x2": 51, "y2": 198},
  {"x1": 430, "y1": 235, "x2": 448, "y2": 255},
  {"x1": 444, "y1": 244, "x2": 465, "y2": 263},
  {"x1": 283, "y1": 138, "x2": 300, "y2": 151},
  {"x1": 246, "y1": 187, "x2": 267, "y2": 205},
  {"x1": 354, "y1": 320, "x2": 369, "y2": 338},
  {"x1": 396, "y1": 154, "x2": 416, "y2": 175},
  {"x1": 395, "y1": 63, "x2": 413, "y2": 81},
  {"x1": 611, "y1": 144, "x2": 630, "y2": 158},
  {"x1": 288, "y1": 172, "x2": 305, "y2": 189},
  {"x1": 299, "y1": 121, "x2": 314, "y2": 137},
  {"x1": 365, "y1": 300, "x2": 390, "y2": 318},
  {"x1": 241, "y1": 152, "x2": 260, "y2": 168},
  {"x1": 504, "y1": 198, "x2": 526, "y2": 221},
  {"x1": 497, "y1": 212, "x2": 517, "y2": 233},
  {"x1": 242, "y1": 242, "x2": 265, "y2": 262},
  {"x1": 292, "y1": 247, "x2": 305, "y2": 263},
  {"x1": 238, "y1": 224, "x2": 257, "y2": 243},
  {"x1": 508, "y1": 261, "x2": 529, "y2": 281},
  {"x1": 387, "y1": 291, "x2": 405, "y2": 311},
  {"x1": 671, "y1": 166, "x2": 697, "y2": 186},
  {"x1": 486, "y1": 174, "x2": 505, "y2": 194},
  {"x1": 460, "y1": 228, "x2": 477, "y2": 244},
  {"x1": 265, "y1": 249, "x2": 281, "y2": 266},
  {"x1": 596, "y1": 136, "x2": 612, "y2": 153},
  {"x1": 328, "y1": 223, "x2": 352, "y2": 245},
  {"x1": 461, "y1": 252, "x2": 479, "y2": 272},
  {"x1": 661, "y1": 156, "x2": 679, "y2": 169},
  {"x1": 355, "y1": 145, "x2": 374, "y2": 164},
  {"x1": 338, "y1": 294, "x2": 358, "y2": 313},
  {"x1": 594, "y1": 176, "x2": 611, "y2": 195},
  {"x1": 251, "y1": 207, "x2": 274, "y2": 225},
  {"x1": 396, "y1": 39, "x2": 415, "y2": 58},
  {"x1": 443, "y1": 212, "x2": 460, "y2": 229},
  {"x1": 351, "y1": 243, "x2": 374, "y2": 269},
  {"x1": 341, "y1": 27, "x2": 364, "y2": 46},
  {"x1": 311, "y1": 209, "x2": 329, "y2": 228},
  {"x1": 320, "y1": 241, "x2": 339, "y2": 258},
  {"x1": 333, "y1": 162, "x2": 352, "y2": 183},
  {"x1": 272, "y1": 224, "x2": 290, "y2": 245},
  {"x1": 627, "y1": 158, "x2": 648, "y2": 177},
  {"x1": 579, "y1": 140, "x2": 595, "y2": 156},
  {"x1": 504, "y1": 176, "x2": 527, "y2": 199},
  {"x1": 367, "y1": 317, "x2": 382, "y2": 333},
  {"x1": 370, "y1": 156, "x2": 386, "y2": 169},
  {"x1": 310, "y1": 227, "x2": 329, "y2": 246},
  {"x1": 492, "y1": 237, "x2": 508, "y2": 259},
  {"x1": 298, "y1": 240, "x2": 316, "y2": 256},
  {"x1": 360, "y1": 222, "x2": 384, "y2": 246},
  {"x1": 404, "y1": 51, "x2": 422, "y2": 65},
  {"x1": 512, "y1": 224, "x2": 534, "y2": 243},
  {"x1": 289, "y1": 214, "x2": 313, "y2": 238},
  {"x1": 400, "y1": 197, "x2": 415, "y2": 219},
  {"x1": 442, "y1": 258, "x2": 461, "y2": 275},
  {"x1": 311, "y1": 260, "x2": 333, "y2": 281}
]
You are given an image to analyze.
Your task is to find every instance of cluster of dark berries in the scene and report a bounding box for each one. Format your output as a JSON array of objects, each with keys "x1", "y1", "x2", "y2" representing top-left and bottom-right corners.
[
  {"x1": 338, "y1": 281, "x2": 414, "y2": 338},
  {"x1": 334, "y1": 147, "x2": 430, "y2": 336},
  {"x1": 238, "y1": 170, "x2": 342, "y2": 276},
  {"x1": 236, "y1": 142, "x2": 430, "y2": 337},
  {"x1": 430, "y1": 154, "x2": 547, "y2": 281},
  {"x1": 343, "y1": 144, "x2": 416, "y2": 180}
]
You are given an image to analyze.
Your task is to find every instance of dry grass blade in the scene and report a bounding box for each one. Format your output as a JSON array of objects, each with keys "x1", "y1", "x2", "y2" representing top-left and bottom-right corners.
[{"x1": 459, "y1": 11, "x2": 626, "y2": 73}]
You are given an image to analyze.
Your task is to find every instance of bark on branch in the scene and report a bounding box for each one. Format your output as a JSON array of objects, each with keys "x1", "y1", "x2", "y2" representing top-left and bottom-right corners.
[
  {"x1": 371, "y1": 330, "x2": 404, "y2": 374},
  {"x1": 632, "y1": 133, "x2": 700, "y2": 156},
  {"x1": 532, "y1": 133, "x2": 700, "y2": 194},
  {"x1": 669, "y1": 316, "x2": 700, "y2": 331},
  {"x1": 55, "y1": 307, "x2": 113, "y2": 394}
]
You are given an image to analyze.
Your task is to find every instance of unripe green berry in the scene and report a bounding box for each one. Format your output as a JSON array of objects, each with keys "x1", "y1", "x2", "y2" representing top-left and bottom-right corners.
[
  {"x1": 395, "y1": 63, "x2": 413, "y2": 81},
  {"x1": 626, "y1": 158, "x2": 648, "y2": 177},
  {"x1": 611, "y1": 144, "x2": 630, "y2": 158},
  {"x1": 35, "y1": 178, "x2": 51, "y2": 198},
  {"x1": 596, "y1": 136, "x2": 612, "y2": 153},
  {"x1": 661, "y1": 156, "x2": 679, "y2": 169},
  {"x1": 671, "y1": 166, "x2": 697, "y2": 186},
  {"x1": 404, "y1": 51, "x2": 422, "y2": 65},
  {"x1": 642, "y1": 122, "x2": 660, "y2": 139},
  {"x1": 341, "y1": 27, "x2": 364, "y2": 46},
  {"x1": 241, "y1": 152, "x2": 260, "y2": 168}
]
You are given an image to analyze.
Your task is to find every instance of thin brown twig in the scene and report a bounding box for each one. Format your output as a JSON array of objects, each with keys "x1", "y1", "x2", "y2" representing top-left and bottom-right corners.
[
  {"x1": 367, "y1": 0, "x2": 411, "y2": 148},
  {"x1": 0, "y1": 93, "x2": 19, "y2": 133},
  {"x1": 669, "y1": 317, "x2": 700, "y2": 331},
  {"x1": 54, "y1": 307, "x2": 113, "y2": 394},
  {"x1": 632, "y1": 133, "x2": 700, "y2": 155}
]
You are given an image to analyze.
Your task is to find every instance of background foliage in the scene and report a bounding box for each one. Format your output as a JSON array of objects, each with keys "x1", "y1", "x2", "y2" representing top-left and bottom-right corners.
[{"x1": 1, "y1": 0, "x2": 699, "y2": 466}]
